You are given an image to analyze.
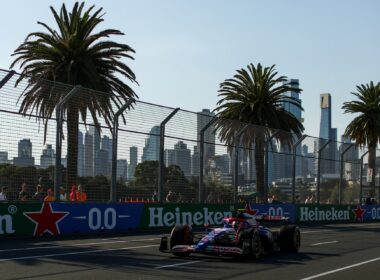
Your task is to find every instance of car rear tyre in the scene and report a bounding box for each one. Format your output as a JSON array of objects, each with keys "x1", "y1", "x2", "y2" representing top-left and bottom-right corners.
[
  {"x1": 251, "y1": 229, "x2": 261, "y2": 259},
  {"x1": 278, "y1": 225, "x2": 301, "y2": 253},
  {"x1": 170, "y1": 224, "x2": 193, "y2": 257},
  {"x1": 238, "y1": 229, "x2": 252, "y2": 257}
]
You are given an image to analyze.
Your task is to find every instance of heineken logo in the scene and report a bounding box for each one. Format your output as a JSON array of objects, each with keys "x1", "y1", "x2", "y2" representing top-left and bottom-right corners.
[
  {"x1": 0, "y1": 214, "x2": 15, "y2": 234},
  {"x1": 300, "y1": 206, "x2": 351, "y2": 222},
  {"x1": 148, "y1": 207, "x2": 233, "y2": 227}
]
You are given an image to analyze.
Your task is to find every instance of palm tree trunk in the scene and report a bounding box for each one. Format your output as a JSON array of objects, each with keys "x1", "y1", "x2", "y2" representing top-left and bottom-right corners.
[
  {"x1": 66, "y1": 104, "x2": 79, "y2": 187},
  {"x1": 254, "y1": 140, "x2": 265, "y2": 202}
]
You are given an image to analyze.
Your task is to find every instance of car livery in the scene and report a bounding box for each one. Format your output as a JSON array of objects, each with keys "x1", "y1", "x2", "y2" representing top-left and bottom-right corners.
[{"x1": 159, "y1": 204, "x2": 301, "y2": 259}]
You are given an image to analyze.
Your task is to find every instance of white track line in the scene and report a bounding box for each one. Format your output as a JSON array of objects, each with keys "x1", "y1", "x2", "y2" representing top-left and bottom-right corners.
[
  {"x1": 0, "y1": 244, "x2": 158, "y2": 262},
  {"x1": 310, "y1": 241, "x2": 338, "y2": 246},
  {"x1": 302, "y1": 230, "x2": 330, "y2": 234},
  {"x1": 155, "y1": 260, "x2": 202, "y2": 269},
  {"x1": 0, "y1": 238, "x2": 160, "y2": 253},
  {"x1": 300, "y1": 257, "x2": 380, "y2": 280}
]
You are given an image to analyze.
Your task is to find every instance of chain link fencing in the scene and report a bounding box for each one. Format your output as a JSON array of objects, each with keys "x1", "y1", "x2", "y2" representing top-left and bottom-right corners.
[{"x1": 0, "y1": 68, "x2": 379, "y2": 204}]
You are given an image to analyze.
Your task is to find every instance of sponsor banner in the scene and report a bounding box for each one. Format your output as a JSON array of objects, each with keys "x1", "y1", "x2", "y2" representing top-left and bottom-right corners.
[
  {"x1": 52, "y1": 203, "x2": 144, "y2": 234},
  {"x1": 0, "y1": 203, "x2": 39, "y2": 236},
  {"x1": 140, "y1": 204, "x2": 244, "y2": 228},
  {"x1": 297, "y1": 205, "x2": 356, "y2": 223},
  {"x1": 359, "y1": 205, "x2": 380, "y2": 222},
  {"x1": 0, "y1": 203, "x2": 144, "y2": 237},
  {"x1": 247, "y1": 204, "x2": 296, "y2": 223}
]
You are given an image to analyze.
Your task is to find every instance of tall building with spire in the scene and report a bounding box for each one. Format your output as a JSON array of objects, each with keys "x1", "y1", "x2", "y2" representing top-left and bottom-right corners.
[{"x1": 318, "y1": 93, "x2": 338, "y2": 174}]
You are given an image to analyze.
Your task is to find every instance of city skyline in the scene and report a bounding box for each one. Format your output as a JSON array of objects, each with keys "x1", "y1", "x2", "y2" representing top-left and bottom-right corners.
[{"x1": 1, "y1": 1, "x2": 380, "y2": 141}]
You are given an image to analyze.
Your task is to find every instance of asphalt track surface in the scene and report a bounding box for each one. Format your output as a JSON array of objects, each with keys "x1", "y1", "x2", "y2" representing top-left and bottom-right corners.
[{"x1": 1, "y1": 223, "x2": 380, "y2": 280}]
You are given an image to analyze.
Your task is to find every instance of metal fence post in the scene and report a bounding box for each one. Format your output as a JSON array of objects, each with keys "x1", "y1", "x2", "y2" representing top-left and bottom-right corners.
[
  {"x1": 158, "y1": 108, "x2": 180, "y2": 203},
  {"x1": 339, "y1": 144, "x2": 354, "y2": 204},
  {"x1": 0, "y1": 70, "x2": 15, "y2": 89},
  {"x1": 291, "y1": 135, "x2": 307, "y2": 204},
  {"x1": 110, "y1": 98, "x2": 135, "y2": 202},
  {"x1": 316, "y1": 139, "x2": 332, "y2": 205},
  {"x1": 54, "y1": 86, "x2": 81, "y2": 200},
  {"x1": 198, "y1": 117, "x2": 216, "y2": 203},
  {"x1": 359, "y1": 150, "x2": 369, "y2": 204}
]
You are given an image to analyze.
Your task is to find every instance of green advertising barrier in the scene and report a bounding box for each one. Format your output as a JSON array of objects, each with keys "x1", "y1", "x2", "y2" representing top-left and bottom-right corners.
[
  {"x1": 0, "y1": 203, "x2": 42, "y2": 236},
  {"x1": 140, "y1": 203, "x2": 244, "y2": 229},
  {"x1": 297, "y1": 204, "x2": 356, "y2": 223}
]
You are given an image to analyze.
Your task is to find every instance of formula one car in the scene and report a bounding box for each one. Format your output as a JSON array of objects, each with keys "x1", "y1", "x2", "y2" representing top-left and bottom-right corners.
[{"x1": 159, "y1": 206, "x2": 300, "y2": 259}]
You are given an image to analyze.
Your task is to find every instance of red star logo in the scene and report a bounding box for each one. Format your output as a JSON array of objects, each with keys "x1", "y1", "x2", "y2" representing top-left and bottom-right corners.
[
  {"x1": 245, "y1": 203, "x2": 259, "y2": 216},
  {"x1": 353, "y1": 205, "x2": 365, "y2": 222},
  {"x1": 24, "y1": 203, "x2": 69, "y2": 236}
]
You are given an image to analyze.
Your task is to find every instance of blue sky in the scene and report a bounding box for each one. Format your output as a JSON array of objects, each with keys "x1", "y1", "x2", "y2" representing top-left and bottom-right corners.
[{"x1": 1, "y1": 0, "x2": 380, "y2": 140}]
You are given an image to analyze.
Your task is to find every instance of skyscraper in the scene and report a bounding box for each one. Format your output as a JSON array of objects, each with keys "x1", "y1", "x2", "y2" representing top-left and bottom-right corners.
[
  {"x1": 78, "y1": 131, "x2": 84, "y2": 176},
  {"x1": 319, "y1": 93, "x2": 338, "y2": 174},
  {"x1": 173, "y1": 141, "x2": 191, "y2": 176},
  {"x1": 191, "y1": 145, "x2": 200, "y2": 176},
  {"x1": 128, "y1": 146, "x2": 138, "y2": 180},
  {"x1": 340, "y1": 135, "x2": 360, "y2": 181},
  {"x1": 165, "y1": 141, "x2": 191, "y2": 176},
  {"x1": 40, "y1": 144, "x2": 55, "y2": 169},
  {"x1": 117, "y1": 159, "x2": 128, "y2": 180},
  {"x1": 101, "y1": 135, "x2": 112, "y2": 162},
  {"x1": 89, "y1": 126, "x2": 101, "y2": 175},
  {"x1": 142, "y1": 125, "x2": 160, "y2": 162},
  {"x1": 84, "y1": 131, "x2": 94, "y2": 176},
  {"x1": 272, "y1": 79, "x2": 303, "y2": 180},
  {"x1": 14, "y1": 139, "x2": 34, "y2": 167},
  {"x1": 197, "y1": 109, "x2": 215, "y2": 173}
]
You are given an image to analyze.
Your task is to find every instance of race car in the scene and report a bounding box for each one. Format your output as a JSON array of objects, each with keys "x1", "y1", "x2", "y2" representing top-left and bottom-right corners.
[{"x1": 159, "y1": 206, "x2": 301, "y2": 259}]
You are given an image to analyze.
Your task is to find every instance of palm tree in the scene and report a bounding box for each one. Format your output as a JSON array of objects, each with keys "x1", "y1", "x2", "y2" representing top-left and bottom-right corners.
[
  {"x1": 11, "y1": 2, "x2": 138, "y2": 187},
  {"x1": 214, "y1": 63, "x2": 304, "y2": 201},
  {"x1": 342, "y1": 82, "x2": 380, "y2": 194}
]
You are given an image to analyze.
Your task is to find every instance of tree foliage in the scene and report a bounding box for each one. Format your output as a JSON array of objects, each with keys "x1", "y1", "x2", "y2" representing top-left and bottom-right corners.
[
  {"x1": 342, "y1": 82, "x2": 380, "y2": 191},
  {"x1": 214, "y1": 63, "x2": 304, "y2": 199},
  {"x1": 11, "y1": 2, "x2": 138, "y2": 186}
]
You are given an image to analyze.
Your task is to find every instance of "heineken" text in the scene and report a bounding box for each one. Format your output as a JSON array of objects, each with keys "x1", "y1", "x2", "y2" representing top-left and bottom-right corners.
[
  {"x1": 300, "y1": 207, "x2": 350, "y2": 222},
  {"x1": 0, "y1": 214, "x2": 15, "y2": 234},
  {"x1": 149, "y1": 207, "x2": 233, "y2": 227}
]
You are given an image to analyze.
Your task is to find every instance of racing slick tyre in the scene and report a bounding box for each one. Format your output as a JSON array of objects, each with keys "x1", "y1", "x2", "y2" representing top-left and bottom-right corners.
[
  {"x1": 238, "y1": 229, "x2": 261, "y2": 259},
  {"x1": 170, "y1": 224, "x2": 193, "y2": 257},
  {"x1": 251, "y1": 229, "x2": 262, "y2": 260},
  {"x1": 237, "y1": 229, "x2": 252, "y2": 257},
  {"x1": 278, "y1": 225, "x2": 301, "y2": 253}
]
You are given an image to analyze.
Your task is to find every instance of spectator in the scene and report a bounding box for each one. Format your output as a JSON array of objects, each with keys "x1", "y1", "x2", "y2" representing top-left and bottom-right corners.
[
  {"x1": 32, "y1": 185, "x2": 45, "y2": 201},
  {"x1": 76, "y1": 184, "x2": 87, "y2": 202},
  {"x1": 0, "y1": 187, "x2": 8, "y2": 201},
  {"x1": 271, "y1": 194, "x2": 281, "y2": 204},
  {"x1": 70, "y1": 185, "x2": 77, "y2": 202},
  {"x1": 44, "y1": 188, "x2": 55, "y2": 202},
  {"x1": 166, "y1": 191, "x2": 174, "y2": 202},
  {"x1": 19, "y1": 183, "x2": 29, "y2": 201},
  {"x1": 59, "y1": 186, "x2": 68, "y2": 202}
]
